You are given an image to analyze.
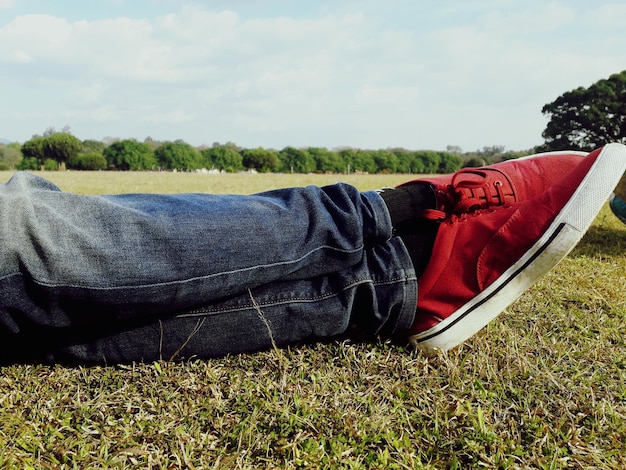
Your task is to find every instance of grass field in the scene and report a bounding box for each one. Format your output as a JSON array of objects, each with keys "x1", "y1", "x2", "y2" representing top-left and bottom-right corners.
[{"x1": 0, "y1": 171, "x2": 624, "y2": 469}]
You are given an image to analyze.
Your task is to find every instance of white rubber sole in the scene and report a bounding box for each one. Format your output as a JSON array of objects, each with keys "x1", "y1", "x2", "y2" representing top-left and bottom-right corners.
[{"x1": 410, "y1": 143, "x2": 626, "y2": 354}]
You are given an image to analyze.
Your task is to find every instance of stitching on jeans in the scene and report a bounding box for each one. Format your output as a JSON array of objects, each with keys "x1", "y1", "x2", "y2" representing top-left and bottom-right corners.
[
  {"x1": 3, "y1": 244, "x2": 366, "y2": 290},
  {"x1": 175, "y1": 275, "x2": 417, "y2": 318}
]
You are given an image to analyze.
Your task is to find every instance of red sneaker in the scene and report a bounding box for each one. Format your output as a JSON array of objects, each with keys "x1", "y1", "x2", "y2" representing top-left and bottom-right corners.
[
  {"x1": 402, "y1": 150, "x2": 587, "y2": 219},
  {"x1": 409, "y1": 143, "x2": 626, "y2": 354}
]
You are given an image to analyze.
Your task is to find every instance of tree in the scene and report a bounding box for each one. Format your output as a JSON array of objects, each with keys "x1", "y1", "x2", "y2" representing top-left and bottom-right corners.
[
  {"x1": 81, "y1": 139, "x2": 106, "y2": 155},
  {"x1": 143, "y1": 136, "x2": 161, "y2": 151},
  {"x1": 349, "y1": 150, "x2": 377, "y2": 174},
  {"x1": 308, "y1": 147, "x2": 345, "y2": 173},
  {"x1": 541, "y1": 70, "x2": 626, "y2": 151},
  {"x1": 279, "y1": 147, "x2": 315, "y2": 173},
  {"x1": 202, "y1": 145, "x2": 244, "y2": 172},
  {"x1": 241, "y1": 147, "x2": 278, "y2": 172},
  {"x1": 21, "y1": 136, "x2": 47, "y2": 169},
  {"x1": 43, "y1": 158, "x2": 60, "y2": 171},
  {"x1": 17, "y1": 157, "x2": 40, "y2": 171},
  {"x1": 414, "y1": 151, "x2": 441, "y2": 174},
  {"x1": 104, "y1": 139, "x2": 157, "y2": 170},
  {"x1": 155, "y1": 140, "x2": 202, "y2": 171},
  {"x1": 391, "y1": 149, "x2": 416, "y2": 173},
  {"x1": 42, "y1": 132, "x2": 82, "y2": 170},
  {"x1": 437, "y1": 152, "x2": 464, "y2": 174},
  {"x1": 371, "y1": 149, "x2": 398, "y2": 174},
  {"x1": 68, "y1": 152, "x2": 108, "y2": 170},
  {"x1": 0, "y1": 144, "x2": 21, "y2": 170}
]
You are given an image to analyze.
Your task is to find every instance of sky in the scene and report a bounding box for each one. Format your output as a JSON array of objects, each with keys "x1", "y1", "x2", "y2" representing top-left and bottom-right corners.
[{"x1": 1, "y1": 0, "x2": 625, "y2": 152}]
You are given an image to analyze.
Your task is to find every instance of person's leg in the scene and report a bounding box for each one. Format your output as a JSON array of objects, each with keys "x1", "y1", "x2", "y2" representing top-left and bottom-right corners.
[
  {"x1": 3, "y1": 145, "x2": 620, "y2": 364},
  {"x1": 610, "y1": 172, "x2": 626, "y2": 224},
  {"x1": 0, "y1": 172, "x2": 396, "y2": 335},
  {"x1": 3, "y1": 238, "x2": 417, "y2": 364},
  {"x1": 615, "y1": 173, "x2": 626, "y2": 201}
]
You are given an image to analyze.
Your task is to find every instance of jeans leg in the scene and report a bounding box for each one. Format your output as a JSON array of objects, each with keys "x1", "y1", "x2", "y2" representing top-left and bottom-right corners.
[
  {"x1": 4, "y1": 238, "x2": 417, "y2": 363},
  {"x1": 0, "y1": 172, "x2": 410, "y2": 341}
]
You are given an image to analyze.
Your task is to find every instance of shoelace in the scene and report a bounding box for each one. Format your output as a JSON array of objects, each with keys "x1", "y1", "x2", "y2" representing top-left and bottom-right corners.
[{"x1": 423, "y1": 168, "x2": 512, "y2": 221}]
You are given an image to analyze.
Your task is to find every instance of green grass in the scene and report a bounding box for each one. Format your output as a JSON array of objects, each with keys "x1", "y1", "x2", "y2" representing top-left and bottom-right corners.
[{"x1": 0, "y1": 171, "x2": 624, "y2": 469}]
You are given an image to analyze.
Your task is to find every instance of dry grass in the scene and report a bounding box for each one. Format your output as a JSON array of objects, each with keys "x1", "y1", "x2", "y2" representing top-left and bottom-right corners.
[
  {"x1": 0, "y1": 171, "x2": 624, "y2": 469},
  {"x1": 0, "y1": 170, "x2": 416, "y2": 195}
]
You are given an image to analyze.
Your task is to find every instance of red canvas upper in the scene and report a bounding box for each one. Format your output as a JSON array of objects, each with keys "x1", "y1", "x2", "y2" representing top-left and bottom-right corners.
[
  {"x1": 403, "y1": 151, "x2": 586, "y2": 218},
  {"x1": 410, "y1": 148, "x2": 600, "y2": 335}
]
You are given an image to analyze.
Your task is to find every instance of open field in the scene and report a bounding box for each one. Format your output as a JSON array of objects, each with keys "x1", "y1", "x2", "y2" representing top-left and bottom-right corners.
[
  {"x1": 0, "y1": 170, "x2": 418, "y2": 195},
  {"x1": 0, "y1": 171, "x2": 624, "y2": 469}
]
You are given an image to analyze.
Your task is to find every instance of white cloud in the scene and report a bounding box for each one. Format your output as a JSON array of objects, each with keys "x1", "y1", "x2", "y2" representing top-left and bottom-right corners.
[
  {"x1": 0, "y1": 14, "x2": 73, "y2": 63},
  {"x1": 1, "y1": 1, "x2": 626, "y2": 149},
  {"x1": 0, "y1": 0, "x2": 14, "y2": 9}
]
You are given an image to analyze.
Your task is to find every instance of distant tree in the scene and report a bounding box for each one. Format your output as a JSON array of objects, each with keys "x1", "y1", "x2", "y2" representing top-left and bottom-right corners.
[
  {"x1": 464, "y1": 157, "x2": 488, "y2": 168},
  {"x1": 43, "y1": 158, "x2": 60, "y2": 171},
  {"x1": 390, "y1": 149, "x2": 415, "y2": 173},
  {"x1": 279, "y1": 147, "x2": 315, "y2": 173},
  {"x1": 479, "y1": 145, "x2": 506, "y2": 157},
  {"x1": 337, "y1": 148, "x2": 358, "y2": 173},
  {"x1": 499, "y1": 149, "x2": 532, "y2": 161},
  {"x1": 414, "y1": 151, "x2": 441, "y2": 174},
  {"x1": 540, "y1": 70, "x2": 626, "y2": 151},
  {"x1": 336, "y1": 148, "x2": 378, "y2": 174},
  {"x1": 446, "y1": 145, "x2": 463, "y2": 154},
  {"x1": 17, "y1": 157, "x2": 40, "y2": 171},
  {"x1": 81, "y1": 139, "x2": 105, "y2": 155},
  {"x1": 0, "y1": 144, "x2": 22, "y2": 169},
  {"x1": 350, "y1": 150, "x2": 377, "y2": 174},
  {"x1": 437, "y1": 152, "x2": 464, "y2": 173},
  {"x1": 202, "y1": 145, "x2": 244, "y2": 172},
  {"x1": 155, "y1": 140, "x2": 202, "y2": 171},
  {"x1": 68, "y1": 152, "x2": 107, "y2": 170},
  {"x1": 102, "y1": 136, "x2": 120, "y2": 146},
  {"x1": 308, "y1": 147, "x2": 345, "y2": 173},
  {"x1": 42, "y1": 132, "x2": 82, "y2": 170},
  {"x1": 21, "y1": 136, "x2": 47, "y2": 168},
  {"x1": 104, "y1": 139, "x2": 157, "y2": 170},
  {"x1": 143, "y1": 136, "x2": 162, "y2": 151},
  {"x1": 371, "y1": 149, "x2": 398, "y2": 174},
  {"x1": 241, "y1": 147, "x2": 279, "y2": 172}
]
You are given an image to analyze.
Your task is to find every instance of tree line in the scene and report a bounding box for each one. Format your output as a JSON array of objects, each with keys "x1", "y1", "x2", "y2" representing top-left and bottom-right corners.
[
  {"x1": 0, "y1": 130, "x2": 532, "y2": 175},
  {"x1": 4, "y1": 69, "x2": 624, "y2": 174}
]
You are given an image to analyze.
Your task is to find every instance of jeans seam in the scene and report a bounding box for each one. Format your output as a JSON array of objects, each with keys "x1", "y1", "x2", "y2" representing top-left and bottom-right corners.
[
  {"x1": 175, "y1": 274, "x2": 417, "y2": 318},
  {"x1": 0, "y1": 244, "x2": 365, "y2": 290}
]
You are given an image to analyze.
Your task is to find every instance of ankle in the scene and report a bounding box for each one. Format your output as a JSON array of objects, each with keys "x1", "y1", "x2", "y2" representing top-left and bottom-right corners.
[{"x1": 378, "y1": 182, "x2": 437, "y2": 229}]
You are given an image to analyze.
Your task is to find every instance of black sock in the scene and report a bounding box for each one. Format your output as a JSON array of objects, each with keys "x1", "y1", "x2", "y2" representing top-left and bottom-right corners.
[
  {"x1": 378, "y1": 182, "x2": 437, "y2": 228},
  {"x1": 378, "y1": 183, "x2": 439, "y2": 277},
  {"x1": 396, "y1": 219, "x2": 439, "y2": 277}
]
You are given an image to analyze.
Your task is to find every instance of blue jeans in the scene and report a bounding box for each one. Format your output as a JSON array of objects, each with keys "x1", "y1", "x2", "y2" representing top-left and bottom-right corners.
[{"x1": 0, "y1": 172, "x2": 417, "y2": 363}]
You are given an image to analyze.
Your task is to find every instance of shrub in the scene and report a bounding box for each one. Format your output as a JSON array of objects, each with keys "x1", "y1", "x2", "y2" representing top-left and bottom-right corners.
[
  {"x1": 43, "y1": 158, "x2": 59, "y2": 171},
  {"x1": 68, "y1": 152, "x2": 108, "y2": 171},
  {"x1": 17, "y1": 157, "x2": 40, "y2": 171}
]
